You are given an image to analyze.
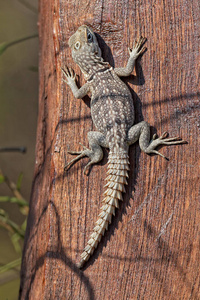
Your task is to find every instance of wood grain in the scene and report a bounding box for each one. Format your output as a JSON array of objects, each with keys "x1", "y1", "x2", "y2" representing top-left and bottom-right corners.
[{"x1": 19, "y1": 0, "x2": 199, "y2": 299}]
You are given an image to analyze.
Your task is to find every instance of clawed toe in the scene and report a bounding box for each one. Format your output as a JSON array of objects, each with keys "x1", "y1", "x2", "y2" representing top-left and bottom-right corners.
[
  {"x1": 64, "y1": 144, "x2": 95, "y2": 173},
  {"x1": 64, "y1": 161, "x2": 74, "y2": 171},
  {"x1": 67, "y1": 150, "x2": 82, "y2": 155},
  {"x1": 160, "y1": 131, "x2": 168, "y2": 139},
  {"x1": 64, "y1": 156, "x2": 84, "y2": 171},
  {"x1": 155, "y1": 132, "x2": 187, "y2": 145},
  {"x1": 62, "y1": 66, "x2": 75, "y2": 78},
  {"x1": 145, "y1": 132, "x2": 187, "y2": 159},
  {"x1": 136, "y1": 36, "x2": 147, "y2": 48},
  {"x1": 159, "y1": 133, "x2": 187, "y2": 145},
  {"x1": 137, "y1": 37, "x2": 147, "y2": 53},
  {"x1": 64, "y1": 150, "x2": 87, "y2": 171},
  {"x1": 61, "y1": 66, "x2": 76, "y2": 86},
  {"x1": 64, "y1": 162, "x2": 72, "y2": 171},
  {"x1": 129, "y1": 36, "x2": 147, "y2": 57},
  {"x1": 152, "y1": 133, "x2": 158, "y2": 140},
  {"x1": 150, "y1": 150, "x2": 169, "y2": 160},
  {"x1": 79, "y1": 142, "x2": 89, "y2": 151},
  {"x1": 83, "y1": 162, "x2": 92, "y2": 175}
]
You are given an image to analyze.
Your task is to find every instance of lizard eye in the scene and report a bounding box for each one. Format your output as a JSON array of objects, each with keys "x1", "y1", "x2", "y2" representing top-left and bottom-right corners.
[
  {"x1": 74, "y1": 41, "x2": 80, "y2": 50},
  {"x1": 87, "y1": 32, "x2": 93, "y2": 43}
]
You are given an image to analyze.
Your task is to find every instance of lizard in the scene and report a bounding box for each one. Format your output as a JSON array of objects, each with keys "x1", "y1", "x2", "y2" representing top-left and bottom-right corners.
[{"x1": 62, "y1": 25, "x2": 186, "y2": 269}]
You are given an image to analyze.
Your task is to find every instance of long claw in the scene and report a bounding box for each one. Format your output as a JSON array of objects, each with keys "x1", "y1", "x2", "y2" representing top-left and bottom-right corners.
[
  {"x1": 152, "y1": 133, "x2": 158, "y2": 140},
  {"x1": 138, "y1": 46, "x2": 147, "y2": 56},
  {"x1": 83, "y1": 161, "x2": 93, "y2": 175},
  {"x1": 64, "y1": 152, "x2": 86, "y2": 171},
  {"x1": 151, "y1": 150, "x2": 169, "y2": 160},
  {"x1": 159, "y1": 134, "x2": 187, "y2": 145},
  {"x1": 62, "y1": 66, "x2": 69, "y2": 76},
  {"x1": 62, "y1": 66, "x2": 76, "y2": 82},
  {"x1": 146, "y1": 131, "x2": 187, "y2": 159},
  {"x1": 79, "y1": 142, "x2": 89, "y2": 151},
  {"x1": 162, "y1": 139, "x2": 187, "y2": 145},
  {"x1": 160, "y1": 131, "x2": 168, "y2": 139},
  {"x1": 129, "y1": 36, "x2": 147, "y2": 58},
  {"x1": 137, "y1": 36, "x2": 144, "y2": 48},
  {"x1": 67, "y1": 150, "x2": 82, "y2": 155},
  {"x1": 136, "y1": 36, "x2": 147, "y2": 49}
]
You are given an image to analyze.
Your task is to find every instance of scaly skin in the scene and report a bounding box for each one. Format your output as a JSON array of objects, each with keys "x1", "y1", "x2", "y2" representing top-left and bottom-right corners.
[{"x1": 62, "y1": 25, "x2": 187, "y2": 268}]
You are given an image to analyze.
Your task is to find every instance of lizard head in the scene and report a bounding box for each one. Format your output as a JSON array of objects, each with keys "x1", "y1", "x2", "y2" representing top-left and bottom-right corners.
[
  {"x1": 68, "y1": 25, "x2": 101, "y2": 57},
  {"x1": 68, "y1": 25, "x2": 102, "y2": 75}
]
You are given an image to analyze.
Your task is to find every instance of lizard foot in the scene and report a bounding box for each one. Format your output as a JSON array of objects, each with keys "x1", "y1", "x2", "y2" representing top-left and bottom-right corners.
[
  {"x1": 61, "y1": 66, "x2": 76, "y2": 85},
  {"x1": 65, "y1": 143, "x2": 102, "y2": 175},
  {"x1": 145, "y1": 132, "x2": 187, "y2": 160},
  {"x1": 128, "y1": 36, "x2": 147, "y2": 59}
]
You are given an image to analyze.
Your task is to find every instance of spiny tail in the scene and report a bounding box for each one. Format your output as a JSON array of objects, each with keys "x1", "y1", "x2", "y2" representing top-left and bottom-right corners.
[{"x1": 78, "y1": 152, "x2": 129, "y2": 268}]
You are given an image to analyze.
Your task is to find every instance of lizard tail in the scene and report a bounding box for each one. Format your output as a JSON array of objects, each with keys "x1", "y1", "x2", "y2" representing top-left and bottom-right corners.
[{"x1": 78, "y1": 151, "x2": 129, "y2": 268}]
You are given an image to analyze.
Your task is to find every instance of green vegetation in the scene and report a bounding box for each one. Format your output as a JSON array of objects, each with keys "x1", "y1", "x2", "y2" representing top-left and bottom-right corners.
[{"x1": 0, "y1": 168, "x2": 29, "y2": 275}]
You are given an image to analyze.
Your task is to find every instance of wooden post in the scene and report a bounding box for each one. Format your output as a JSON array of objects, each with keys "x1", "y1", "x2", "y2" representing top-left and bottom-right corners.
[{"x1": 20, "y1": 0, "x2": 199, "y2": 299}]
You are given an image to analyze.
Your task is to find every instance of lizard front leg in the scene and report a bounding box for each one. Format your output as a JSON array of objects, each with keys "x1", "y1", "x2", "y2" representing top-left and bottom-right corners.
[
  {"x1": 62, "y1": 66, "x2": 90, "y2": 98},
  {"x1": 114, "y1": 36, "x2": 146, "y2": 77},
  {"x1": 127, "y1": 121, "x2": 187, "y2": 160},
  {"x1": 65, "y1": 131, "x2": 108, "y2": 175}
]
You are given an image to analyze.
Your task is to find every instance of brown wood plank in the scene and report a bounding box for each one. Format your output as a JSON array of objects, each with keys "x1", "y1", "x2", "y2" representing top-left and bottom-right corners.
[{"x1": 20, "y1": 0, "x2": 199, "y2": 299}]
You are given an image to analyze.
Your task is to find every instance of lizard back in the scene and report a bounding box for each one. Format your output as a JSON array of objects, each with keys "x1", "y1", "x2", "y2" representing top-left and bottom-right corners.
[
  {"x1": 90, "y1": 68, "x2": 134, "y2": 152},
  {"x1": 68, "y1": 25, "x2": 135, "y2": 149}
]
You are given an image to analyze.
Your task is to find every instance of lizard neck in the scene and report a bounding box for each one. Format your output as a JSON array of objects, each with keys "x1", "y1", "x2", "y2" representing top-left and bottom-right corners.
[{"x1": 73, "y1": 50, "x2": 109, "y2": 80}]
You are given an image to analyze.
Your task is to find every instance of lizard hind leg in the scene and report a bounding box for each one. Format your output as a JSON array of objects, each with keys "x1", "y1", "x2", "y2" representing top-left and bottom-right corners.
[
  {"x1": 127, "y1": 121, "x2": 187, "y2": 160},
  {"x1": 65, "y1": 131, "x2": 108, "y2": 175}
]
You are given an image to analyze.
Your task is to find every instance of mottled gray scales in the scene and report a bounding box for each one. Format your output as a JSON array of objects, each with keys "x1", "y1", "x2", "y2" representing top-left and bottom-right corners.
[
  {"x1": 90, "y1": 71, "x2": 134, "y2": 152},
  {"x1": 62, "y1": 25, "x2": 187, "y2": 268}
]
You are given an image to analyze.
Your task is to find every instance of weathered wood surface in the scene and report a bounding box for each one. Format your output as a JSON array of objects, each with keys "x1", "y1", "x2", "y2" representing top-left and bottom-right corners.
[{"x1": 20, "y1": 0, "x2": 199, "y2": 299}]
